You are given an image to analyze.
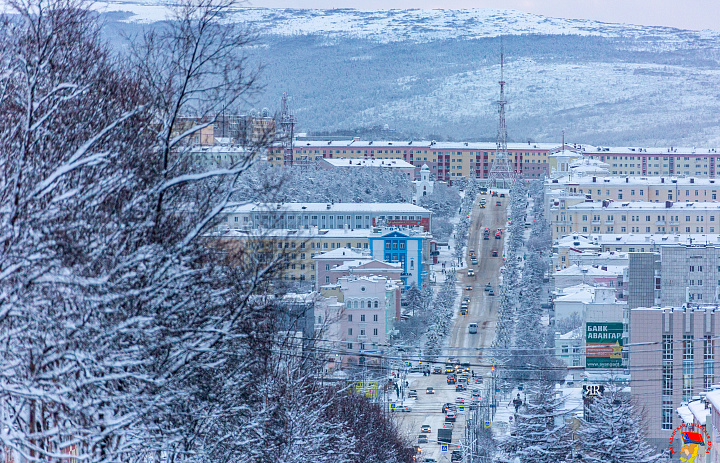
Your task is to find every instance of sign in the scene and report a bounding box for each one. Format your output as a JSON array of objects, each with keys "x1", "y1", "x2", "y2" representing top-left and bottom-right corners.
[
  {"x1": 668, "y1": 423, "x2": 712, "y2": 458},
  {"x1": 440, "y1": 444, "x2": 449, "y2": 453},
  {"x1": 586, "y1": 322, "x2": 623, "y2": 368},
  {"x1": 458, "y1": 406, "x2": 465, "y2": 413},
  {"x1": 484, "y1": 421, "x2": 491, "y2": 428},
  {"x1": 390, "y1": 403, "x2": 396, "y2": 410}
]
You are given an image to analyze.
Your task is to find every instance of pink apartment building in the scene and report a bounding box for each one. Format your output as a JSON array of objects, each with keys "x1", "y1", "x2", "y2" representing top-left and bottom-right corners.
[
  {"x1": 321, "y1": 275, "x2": 401, "y2": 367},
  {"x1": 630, "y1": 306, "x2": 720, "y2": 449}
]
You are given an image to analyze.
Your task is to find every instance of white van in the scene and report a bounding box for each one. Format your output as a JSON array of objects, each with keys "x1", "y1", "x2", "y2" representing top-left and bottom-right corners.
[{"x1": 468, "y1": 323, "x2": 478, "y2": 334}]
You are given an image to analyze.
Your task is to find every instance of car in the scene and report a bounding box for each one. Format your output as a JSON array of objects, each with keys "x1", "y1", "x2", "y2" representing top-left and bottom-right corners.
[
  {"x1": 495, "y1": 233, "x2": 501, "y2": 239},
  {"x1": 447, "y1": 376, "x2": 456, "y2": 384},
  {"x1": 469, "y1": 250, "x2": 475, "y2": 256},
  {"x1": 468, "y1": 323, "x2": 478, "y2": 334},
  {"x1": 483, "y1": 233, "x2": 489, "y2": 240},
  {"x1": 491, "y1": 251, "x2": 498, "y2": 257},
  {"x1": 456, "y1": 397, "x2": 465, "y2": 404},
  {"x1": 426, "y1": 387, "x2": 435, "y2": 394},
  {"x1": 455, "y1": 384, "x2": 466, "y2": 392},
  {"x1": 394, "y1": 405, "x2": 412, "y2": 412},
  {"x1": 460, "y1": 307, "x2": 468, "y2": 315},
  {"x1": 496, "y1": 201, "x2": 502, "y2": 206},
  {"x1": 461, "y1": 363, "x2": 471, "y2": 372},
  {"x1": 488, "y1": 289, "x2": 495, "y2": 296},
  {"x1": 467, "y1": 269, "x2": 474, "y2": 276},
  {"x1": 465, "y1": 285, "x2": 472, "y2": 291},
  {"x1": 479, "y1": 203, "x2": 485, "y2": 208},
  {"x1": 471, "y1": 259, "x2": 478, "y2": 265},
  {"x1": 432, "y1": 366, "x2": 442, "y2": 374},
  {"x1": 442, "y1": 422, "x2": 453, "y2": 430},
  {"x1": 485, "y1": 283, "x2": 492, "y2": 291},
  {"x1": 451, "y1": 450, "x2": 463, "y2": 461},
  {"x1": 463, "y1": 297, "x2": 470, "y2": 303},
  {"x1": 458, "y1": 376, "x2": 468, "y2": 384},
  {"x1": 480, "y1": 198, "x2": 486, "y2": 205},
  {"x1": 421, "y1": 424, "x2": 431, "y2": 433},
  {"x1": 418, "y1": 434, "x2": 428, "y2": 444},
  {"x1": 424, "y1": 459, "x2": 438, "y2": 463},
  {"x1": 445, "y1": 411, "x2": 457, "y2": 422},
  {"x1": 445, "y1": 367, "x2": 455, "y2": 375},
  {"x1": 408, "y1": 389, "x2": 418, "y2": 398},
  {"x1": 500, "y1": 193, "x2": 505, "y2": 198},
  {"x1": 491, "y1": 191, "x2": 498, "y2": 197},
  {"x1": 442, "y1": 403, "x2": 456, "y2": 413}
]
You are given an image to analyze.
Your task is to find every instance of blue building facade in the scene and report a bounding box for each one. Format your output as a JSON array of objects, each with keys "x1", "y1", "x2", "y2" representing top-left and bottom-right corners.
[{"x1": 368, "y1": 229, "x2": 426, "y2": 290}]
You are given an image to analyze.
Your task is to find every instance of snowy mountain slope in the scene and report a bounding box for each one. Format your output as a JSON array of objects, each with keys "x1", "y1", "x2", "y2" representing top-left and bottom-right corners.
[{"x1": 93, "y1": 6, "x2": 720, "y2": 146}]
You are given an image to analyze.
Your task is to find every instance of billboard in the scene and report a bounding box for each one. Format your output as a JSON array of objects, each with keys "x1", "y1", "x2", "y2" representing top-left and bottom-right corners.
[{"x1": 586, "y1": 322, "x2": 623, "y2": 368}]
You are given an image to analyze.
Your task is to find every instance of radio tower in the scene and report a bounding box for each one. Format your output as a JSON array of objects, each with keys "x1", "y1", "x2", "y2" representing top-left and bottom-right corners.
[
  {"x1": 279, "y1": 93, "x2": 296, "y2": 166},
  {"x1": 487, "y1": 39, "x2": 516, "y2": 188}
]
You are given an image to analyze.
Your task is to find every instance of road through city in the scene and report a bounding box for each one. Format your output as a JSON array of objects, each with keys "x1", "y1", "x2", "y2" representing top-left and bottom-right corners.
[{"x1": 394, "y1": 191, "x2": 509, "y2": 463}]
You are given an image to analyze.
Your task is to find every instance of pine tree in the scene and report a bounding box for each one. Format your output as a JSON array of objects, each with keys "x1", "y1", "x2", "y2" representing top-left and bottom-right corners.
[
  {"x1": 578, "y1": 385, "x2": 663, "y2": 463},
  {"x1": 504, "y1": 382, "x2": 572, "y2": 463}
]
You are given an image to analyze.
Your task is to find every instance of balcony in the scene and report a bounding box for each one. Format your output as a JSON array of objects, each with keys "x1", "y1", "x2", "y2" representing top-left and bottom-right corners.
[
  {"x1": 357, "y1": 335, "x2": 368, "y2": 342},
  {"x1": 604, "y1": 220, "x2": 614, "y2": 225},
  {"x1": 591, "y1": 220, "x2": 601, "y2": 224}
]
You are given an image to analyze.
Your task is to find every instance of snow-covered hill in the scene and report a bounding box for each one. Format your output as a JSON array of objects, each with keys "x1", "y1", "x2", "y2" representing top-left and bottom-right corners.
[{"x1": 94, "y1": 5, "x2": 720, "y2": 146}]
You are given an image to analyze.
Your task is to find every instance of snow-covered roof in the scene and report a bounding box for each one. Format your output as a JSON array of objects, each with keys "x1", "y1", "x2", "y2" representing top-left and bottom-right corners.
[
  {"x1": 549, "y1": 149, "x2": 583, "y2": 158},
  {"x1": 586, "y1": 233, "x2": 720, "y2": 247},
  {"x1": 322, "y1": 158, "x2": 414, "y2": 168},
  {"x1": 549, "y1": 174, "x2": 720, "y2": 187},
  {"x1": 705, "y1": 388, "x2": 720, "y2": 410},
  {"x1": 565, "y1": 201, "x2": 720, "y2": 211},
  {"x1": 688, "y1": 400, "x2": 710, "y2": 424},
  {"x1": 555, "y1": 265, "x2": 617, "y2": 277},
  {"x1": 207, "y1": 228, "x2": 376, "y2": 239},
  {"x1": 225, "y1": 202, "x2": 431, "y2": 214},
  {"x1": 313, "y1": 248, "x2": 371, "y2": 260},
  {"x1": 677, "y1": 405, "x2": 694, "y2": 425},
  {"x1": 556, "y1": 327, "x2": 583, "y2": 340},
  {"x1": 333, "y1": 259, "x2": 402, "y2": 271},
  {"x1": 554, "y1": 285, "x2": 596, "y2": 303},
  {"x1": 580, "y1": 144, "x2": 720, "y2": 156},
  {"x1": 294, "y1": 139, "x2": 560, "y2": 151}
]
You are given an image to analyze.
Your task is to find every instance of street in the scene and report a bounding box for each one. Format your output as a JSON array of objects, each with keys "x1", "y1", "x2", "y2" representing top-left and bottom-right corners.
[{"x1": 394, "y1": 191, "x2": 508, "y2": 462}]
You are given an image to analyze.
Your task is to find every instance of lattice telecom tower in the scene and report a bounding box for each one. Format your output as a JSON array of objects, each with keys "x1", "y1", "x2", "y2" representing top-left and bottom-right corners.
[
  {"x1": 279, "y1": 93, "x2": 296, "y2": 165},
  {"x1": 487, "y1": 40, "x2": 516, "y2": 188}
]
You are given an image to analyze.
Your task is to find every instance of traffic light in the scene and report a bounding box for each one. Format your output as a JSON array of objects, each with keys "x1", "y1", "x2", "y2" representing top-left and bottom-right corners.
[{"x1": 491, "y1": 364, "x2": 495, "y2": 371}]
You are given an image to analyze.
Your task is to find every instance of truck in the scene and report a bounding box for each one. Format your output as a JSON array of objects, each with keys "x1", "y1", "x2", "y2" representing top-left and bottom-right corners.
[{"x1": 438, "y1": 428, "x2": 452, "y2": 444}]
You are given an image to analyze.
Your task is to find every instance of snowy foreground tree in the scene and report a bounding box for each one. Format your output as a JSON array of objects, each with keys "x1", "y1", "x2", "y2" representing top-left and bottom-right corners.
[
  {"x1": 503, "y1": 382, "x2": 572, "y2": 463},
  {"x1": 578, "y1": 386, "x2": 664, "y2": 463},
  {"x1": 0, "y1": 1, "x2": 413, "y2": 463}
]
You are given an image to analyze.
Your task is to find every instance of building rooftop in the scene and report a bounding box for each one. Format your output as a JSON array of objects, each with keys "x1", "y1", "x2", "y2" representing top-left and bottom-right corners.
[
  {"x1": 555, "y1": 265, "x2": 619, "y2": 277},
  {"x1": 293, "y1": 139, "x2": 560, "y2": 151},
  {"x1": 579, "y1": 233, "x2": 720, "y2": 247},
  {"x1": 322, "y1": 158, "x2": 414, "y2": 168},
  {"x1": 206, "y1": 227, "x2": 377, "y2": 239},
  {"x1": 565, "y1": 200, "x2": 720, "y2": 211},
  {"x1": 313, "y1": 248, "x2": 370, "y2": 260},
  {"x1": 548, "y1": 174, "x2": 720, "y2": 187},
  {"x1": 225, "y1": 202, "x2": 431, "y2": 214},
  {"x1": 333, "y1": 259, "x2": 402, "y2": 271},
  {"x1": 579, "y1": 144, "x2": 720, "y2": 156}
]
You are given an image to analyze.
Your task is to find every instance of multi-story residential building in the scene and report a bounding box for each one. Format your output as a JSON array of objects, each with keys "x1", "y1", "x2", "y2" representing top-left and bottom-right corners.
[
  {"x1": 547, "y1": 175, "x2": 720, "y2": 204},
  {"x1": 554, "y1": 265, "x2": 626, "y2": 301},
  {"x1": 582, "y1": 146, "x2": 720, "y2": 177},
  {"x1": 628, "y1": 244, "x2": 720, "y2": 309},
  {"x1": 550, "y1": 201, "x2": 720, "y2": 240},
  {"x1": 312, "y1": 247, "x2": 403, "y2": 289},
  {"x1": 210, "y1": 226, "x2": 433, "y2": 286},
  {"x1": 320, "y1": 275, "x2": 402, "y2": 367},
  {"x1": 630, "y1": 306, "x2": 720, "y2": 448},
  {"x1": 268, "y1": 139, "x2": 556, "y2": 180},
  {"x1": 219, "y1": 202, "x2": 432, "y2": 232}
]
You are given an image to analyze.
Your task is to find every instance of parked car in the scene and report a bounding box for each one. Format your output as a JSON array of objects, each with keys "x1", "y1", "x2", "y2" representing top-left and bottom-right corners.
[
  {"x1": 426, "y1": 387, "x2": 435, "y2": 394},
  {"x1": 418, "y1": 434, "x2": 428, "y2": 444},
  {"x1": 424, "y1": 458, "x2": 438, "y2": 463},
  {"x1": 452, "y1": 450, "x2": 463, "y2": 461},
  {"x1": 421, "y1": 424, "x2": 431, "y2": 433},
  {"x1": 394, "y1": 405, "x2": 412, "y2": 412}
]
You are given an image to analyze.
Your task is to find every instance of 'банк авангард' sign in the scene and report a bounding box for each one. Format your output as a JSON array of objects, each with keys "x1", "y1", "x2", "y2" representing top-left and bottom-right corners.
[{"x1": 586, "y1": 322, "x2": 623, "y2": 368}]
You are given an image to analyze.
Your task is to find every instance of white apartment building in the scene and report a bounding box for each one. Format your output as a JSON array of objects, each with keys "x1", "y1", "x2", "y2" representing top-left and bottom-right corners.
[
  {"x1": 551, "y1": 201, "x2": 720, "y2": 240},
  {"x1": 219, "y1": 202, "x2": 432, "y2": 232}
]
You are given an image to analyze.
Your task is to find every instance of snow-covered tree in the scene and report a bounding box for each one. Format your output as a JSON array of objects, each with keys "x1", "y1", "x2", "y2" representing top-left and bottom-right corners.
[
  {"x1": 578, "y1": 385, "x2": 663, "y2": 463},
  {"x1": 504, "y1": 382, "x2": 572, "y2": 463}
]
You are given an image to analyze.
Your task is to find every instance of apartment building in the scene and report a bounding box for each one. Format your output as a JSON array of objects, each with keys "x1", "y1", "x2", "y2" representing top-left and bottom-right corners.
[
  {"x1": 551, "y1": 201, "x2": 720, "y2": 240},
  {"x1": 312, "y1": 247, "x2": 403, "y2": 289},
  {"x1": 211, "y1": 226, "x2": 432, "y2": 286},
  {"x1": 547, "y1": 175, "x2": 720, "y2": 204},
  {"x1": 318, "y1": 158, "x2": 416, "y2": 178},
  {"x1": 628, "y1": 244, "x2": 720, "y2": 310},
  {"x1": 268, "y1": 139, "x2": 555, "y2": 180},
  {"x1": 320, "y1": 275, "x2": 402, "y2": 366},
  {"x1": 583, "y1": 146, "x2": 720, "y2": 177},
  {"x1": 630, "y1": 306, "x2": 720, "y2": 447},
  {"x1": 220, "y1": 202, "x2": 432, "y2": 232}
]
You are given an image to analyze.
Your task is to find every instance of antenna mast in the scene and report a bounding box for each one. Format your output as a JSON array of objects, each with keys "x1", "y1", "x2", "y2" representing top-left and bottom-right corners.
[
  {"x1": 487, "y1": 38, "x2": 516, "y2": 188},
  {"x1": 279, "y1": 93, "x2": 296, "y2": 165}
]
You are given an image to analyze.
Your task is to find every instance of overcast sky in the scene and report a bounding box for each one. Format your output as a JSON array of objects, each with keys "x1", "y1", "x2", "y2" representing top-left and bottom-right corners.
[{"x1": 247, "y1": 0, "x2": 720, "y2": 31}]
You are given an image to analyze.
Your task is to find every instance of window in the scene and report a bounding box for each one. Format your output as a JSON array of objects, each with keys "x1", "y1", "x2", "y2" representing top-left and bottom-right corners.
[
  {"x1": 662, "y1": 399, "x2": 674, "y2": 430},
  {"x1": 683, "y1": 335, "x2": 694, "y2": 401},
  {"x1": 325, "y1": 276, "x2": 330, "y2": 283},
  {"x1": 690, "y1": 266, "x2": 695, "y2": 272},
  {"x1": 360, "y1": 314, "x2": 366, "y2": 322},
  {"x1": 360, "y1": 329, "x2": 365, "y2": 336},
  {"x1": 374, "y1": 301, "x2": 379, "y2": 308},
  {"x1": 373, "y1": 314, "x2": 378, "y2": 321},
  {"x1": 705, "y1": 335, "x2": 715, "y2": 390},
  {"x1": 385, "y1": 242, "x2": 391, "y2": 249},
  {"x1": 347, "y1": 343, "x2": 353, "y2": 349},
  {"x1": 348, "y1": 314, "x2": 352, "y2": 322},
  {"x1": 348, "y1": 328, "x2": 353, "y2": 335},
  {"x1": 373, "y1": 328, "x2": 378, "y2": 336}
]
